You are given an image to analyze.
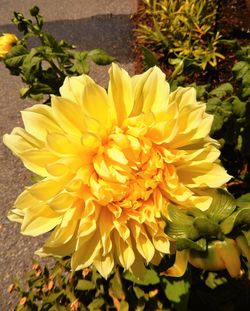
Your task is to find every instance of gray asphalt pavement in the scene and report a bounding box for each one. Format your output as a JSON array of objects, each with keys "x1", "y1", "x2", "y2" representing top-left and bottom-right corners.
[{"x1": 0, "y1": 1, "x2": 137, "y2": 308}]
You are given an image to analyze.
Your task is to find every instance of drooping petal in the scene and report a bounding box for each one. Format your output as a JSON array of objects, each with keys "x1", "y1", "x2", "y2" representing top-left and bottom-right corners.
[
  {"x1": 161, "y1": 250, "x2": 189, "y2": 277},
  {"x1": 71, "y1": 231, "x2": 102, "y2": 270},
  {"x1": 94, "y1": 251, "x2": 115, "y2": 279}
]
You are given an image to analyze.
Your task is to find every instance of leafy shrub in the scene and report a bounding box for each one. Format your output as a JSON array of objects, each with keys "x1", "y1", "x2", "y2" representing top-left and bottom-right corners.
[
  {"x1": 136, "y1": 0, "x2": 224, "y2": 69},
  {"x1": 4, "y1": 6, "x2": 115, "y2": 103},
  {"x1": 190, "y1": 45, "x2": 250, "y2": 191},
  {"x1": 9, "y1": 257, "x2": 193, "y2": 311}
]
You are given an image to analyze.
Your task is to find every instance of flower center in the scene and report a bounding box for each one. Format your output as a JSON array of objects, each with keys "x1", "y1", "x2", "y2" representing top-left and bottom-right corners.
[{"x1": 89, "y1": 124, "x2": 165, "y2": 207}]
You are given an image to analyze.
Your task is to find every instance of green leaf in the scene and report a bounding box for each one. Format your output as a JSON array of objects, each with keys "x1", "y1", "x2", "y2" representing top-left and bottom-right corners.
[
  {"x1": 133, "y1": 286, "x2": 145, "y2": 299},
  {"x1": 165, "y1": 204, "x2": 200, "y2": 240},
  {"x1": 193, "y1": 217, "x2": 220, "y2": 236},
  {"x1": 194, "y1": 84, "x2": 209, "y2": 99},
  {"x1": 169, "y1": 59, "x2": 185, "y2": 80},
  {"x1": 71, "y1": 51, "x2": 89, "y2": 74},
  {"x1": 232, "y1": 61, "x2": 249, "y2": 80},
  {"x1": 206, "y1": 188, "x2": 236, "y2": 223},
  {"x1": 141, "y1": 46, "x2": 159, "y2": 70},
  {"x1": 88, "y1": 48, "x2": 115, "y2": 65},
  {"x1": 4, "y1": 45, "x2": 28, "y2": 68},
  {"x1": 176, "y1": 237, "x2": 207, "y2": 251},
  {"x1": 88, "y1": 298, "x2": 104, "y2": 311},
  {"x1": 206, "y1": 96, "x2": 221, "y2": 111},
  {"x1": 242, "y1": 71, "x2": 250, "y2": 85},
  {"x1": 210, "y1": 83, "x2": 233, "y2": 98},
  {"x1": 76, "y1": 279, "x2": 95, "y2": 291},
  {"x1": 42, "y1": 291, "x2": 64, "y2": 304},
  {"x1": 42, "y1": 32, "x2": 60, "y2": 49},
  {"x1": 161, "y1": 272, "x2": 191, "y2": 311},
  {"x1": 122, "y1": 267, "x2": 160, "y2": 285},
  {"x1": 167, "y1": 204, "x2": 194, "y2": 226},
  {"x1": 220, "y1": 207, "x2": 250, "y2": 234},
  {"x1": 165, "y1": 221, "x2": 189, "y2": 239},
  {"x1": 236, "y1": 193, "x2": 250, "y2": 208},
  {"x1": 204, "y1": 272, "x2": 227, "y2": 289},
  {"x1": 242, "y1": 230, "x2": 250, "y2": 245},
  {"x1": 109, "y1": 270, "x2": 125, "y2": 300},
  {"x1": 120, "y1": 301, "x2": 129, "y2": 311},
  {"x1": 22, "y1": 51, "x2": 42, "y2": 82},
  {"x1": 232, "y1": 97, "x2": 246, "y2": 117},
  {"x1": 242, "y1": 86, "x2": 250, "y2": 98}
]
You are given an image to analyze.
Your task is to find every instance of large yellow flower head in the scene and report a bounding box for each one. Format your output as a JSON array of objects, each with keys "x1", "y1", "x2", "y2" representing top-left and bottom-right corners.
[
  {"x1": 0, "y1": 33, "x2": 18, "y2": 58},
  {"x1": 3, "y1": 64, "x2": 231, "y2": 278}
]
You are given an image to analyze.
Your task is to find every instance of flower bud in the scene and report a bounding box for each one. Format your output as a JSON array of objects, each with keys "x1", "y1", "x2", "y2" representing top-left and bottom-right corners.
[{"x1": 30, "y1": 6, "x2": 40, "y2": 16}]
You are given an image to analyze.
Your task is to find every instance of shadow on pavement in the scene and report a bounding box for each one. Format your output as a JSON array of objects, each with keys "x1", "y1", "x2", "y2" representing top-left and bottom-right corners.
[{"x1": 0, "y1": 14, "x2": 134, "y2": 63}]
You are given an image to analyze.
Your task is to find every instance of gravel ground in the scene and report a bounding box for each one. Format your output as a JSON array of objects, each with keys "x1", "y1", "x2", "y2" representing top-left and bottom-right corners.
[{"x1": 0, "y1": 1, "x2": 137, "y2": 308}]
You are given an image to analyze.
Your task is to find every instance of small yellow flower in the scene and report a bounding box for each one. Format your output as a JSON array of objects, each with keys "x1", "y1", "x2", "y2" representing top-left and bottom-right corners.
[
  {"x1": 0, "y1": 33, "x2": 18, "y2": 58},
  {"x1": 3, "y1": 64, "x2": 231, "y2": 278}
]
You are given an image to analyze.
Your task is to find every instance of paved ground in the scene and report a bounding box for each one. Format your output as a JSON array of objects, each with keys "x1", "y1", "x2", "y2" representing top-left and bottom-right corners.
[{"x1": 0, "y1": 1, "x2": 137, "y2": 308}]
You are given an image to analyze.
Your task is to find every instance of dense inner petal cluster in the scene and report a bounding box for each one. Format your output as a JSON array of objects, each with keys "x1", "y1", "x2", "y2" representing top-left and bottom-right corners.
[{"x1": 3, "y1": 63, "x2": 231, "y2": 278}]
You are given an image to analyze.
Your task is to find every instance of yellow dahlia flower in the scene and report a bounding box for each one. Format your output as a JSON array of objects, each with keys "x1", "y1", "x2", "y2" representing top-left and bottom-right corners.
[
  {"x1": 3, "y1": 64, "x2": 231, "y2": 278},
  {"x1": 0, "y1": 33, "x2": 18, "y2": 58}
]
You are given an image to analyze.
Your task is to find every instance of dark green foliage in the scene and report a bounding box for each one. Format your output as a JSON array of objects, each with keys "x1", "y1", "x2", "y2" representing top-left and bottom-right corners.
[
  {"x1": 4, "y1": 6, "x2": 115, "y2": 103},
  {"x1": 9, "y1": 258, "x2": 193, "y2": 311}
]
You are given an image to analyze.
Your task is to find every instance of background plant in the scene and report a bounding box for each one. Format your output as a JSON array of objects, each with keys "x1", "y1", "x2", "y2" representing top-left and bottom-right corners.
[
  {"x1": 190, "y1": 44, "x2": 250, "y2": 195},
  {"x1": 3, "y1": 6, "x2": 115, "y2": 103},
  {"x1": 136, "y1": 0, "x2": 224, "y2": 70},
  {"x1": 10, "y1": 257, "x2": 193, "y2": 311}
]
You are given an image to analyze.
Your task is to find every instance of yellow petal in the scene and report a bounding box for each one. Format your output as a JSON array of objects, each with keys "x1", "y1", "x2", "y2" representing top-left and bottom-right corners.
[
  {"x1": 19, "y1": 149, "x2": 58, "y2": 176},
  {"x1": 106, "y1": 146, "x2": 128, "y2": 165},
  {"x1": 14, "y1": 189, "x2": 39, "y2": 210},
  {"x1": 131, "y1": 66, "x2": 169, "y2": 116},
  {"x1": 43, "y1": 220, "x2": 78, "y2": 247},
  {"x1": 3, "y1": 128, "x2": 43, "y2": 155},
  {"x1": 82, "y1": 82, "x2": 112, "y2": 128},
  {"x1": 60, "y1": 74, "x2": 94, "y2": 104},
  {"x1": 99, "y1": 208, "x2": 114, "y2": 255},
  {"x1": 27, "y1": 179, "x2": 63, "y2": 201},
  {"x1": 130, "y1": 221, "x2": 155, "y2": 263},
  {"x1": 161, "y1": 250, "x2": 189, "y2": 277},
  {"x1": 217, "y1": 239, "x2": 241, "y2": 278},
  {"x1": 71, "y1": 231, "x2": 101, "y2": 270},
  {"x1": 177, "y1": 163, "x2": 231, "y2": 188},
  {"x1": 51, "y1": 96, "x2": 86, "y2": 136},
  {"x1": 46, "y1": 133, "x2": 78, "y2": 155},
  {"x1": 7, "y1": 209, "x2": 24, "y2": 223},
  {"x1": 21, "y1": 104, "x2": 62, "y2": 141},
  {"x1": 21, "y1": 203, "x2": 62, "y2": 236},
  {"x1": 36, "y1": 230, "x2": 77, "y2": 257},
  {"x1": 114, "y1": 231, "x2": 135, "y2": 269},
  {"x1": 49, "y1": 192, "x2": 75, "y2": 213},
  {"x1": 108, "y1": 63, "x2": 133, "y2": 125},
  {"x1": 94, "y1": 251, "x2": 114, "y2": 279}
]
